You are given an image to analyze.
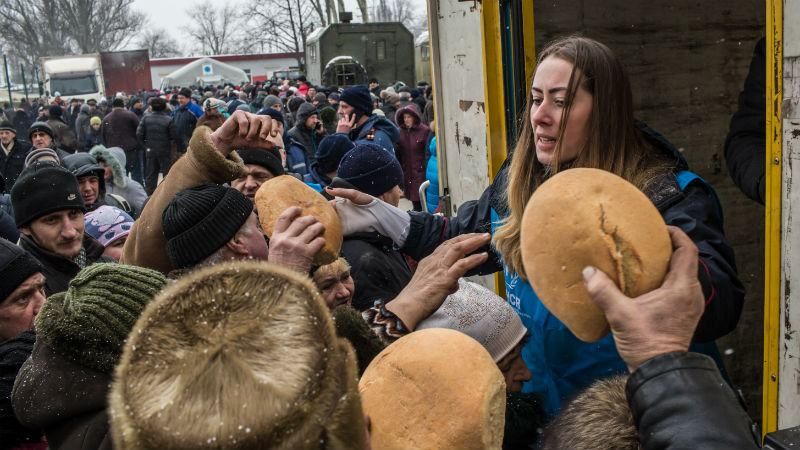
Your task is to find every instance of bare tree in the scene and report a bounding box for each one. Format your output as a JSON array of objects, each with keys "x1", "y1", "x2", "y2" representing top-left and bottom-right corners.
[
  {"x1": 59, "y1": 0, "x2": 146, "y2": 53},
  {"x1": 0, "y1": 0, "x2": 75, "y2": 66},
  {"x1": 249, "y1": 0, "x2": 314, "y2": 68},
  {"x1": 138, "y1": 29, "x2": 182, "y2": 58},
  {"x1": 183, "y1": 1, "x2": 246, "y2": 55},
  {"x1": 355, "y1": 0, "x2": 369, "y2": 22},
  {"x1": 372, "y1": 0, "x2": 415, "y2": 24}
]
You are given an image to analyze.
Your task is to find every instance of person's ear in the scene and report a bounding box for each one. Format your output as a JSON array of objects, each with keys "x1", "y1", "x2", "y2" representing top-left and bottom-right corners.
[
  {"x1": 20, "y1": 226, "x2": 31, "y2": 237},
  {"x1": 226, "y1": 232, "x2": 249, "y2": 256}
]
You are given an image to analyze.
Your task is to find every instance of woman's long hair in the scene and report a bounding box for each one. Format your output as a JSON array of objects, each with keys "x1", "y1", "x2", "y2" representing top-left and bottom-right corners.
[{"x1": 494, "y1": 36, "x2": 673, "y2": 278}]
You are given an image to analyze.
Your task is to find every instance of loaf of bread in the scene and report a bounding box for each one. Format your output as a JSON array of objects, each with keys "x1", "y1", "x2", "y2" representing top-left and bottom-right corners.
[
  {"x1": 359, "y1": 328, "x2": 506, "y2": 450},
  {"x1": 255, "y1": 175, "x2": 343, "y2": 265},
  {"x1": 520, "y1": 168, "x2": 671, "y2": 342}
]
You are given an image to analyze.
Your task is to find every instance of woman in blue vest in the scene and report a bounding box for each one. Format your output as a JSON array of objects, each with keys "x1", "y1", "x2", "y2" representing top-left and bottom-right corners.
[{"x1": 331, "y1": 36, "x2": 744, "y2": 417}]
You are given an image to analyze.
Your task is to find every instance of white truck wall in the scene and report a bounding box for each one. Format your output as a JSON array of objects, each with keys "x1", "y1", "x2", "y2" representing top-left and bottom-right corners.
[{"x1": 428, "y1": 0, "x2": 494, "y2": 290}]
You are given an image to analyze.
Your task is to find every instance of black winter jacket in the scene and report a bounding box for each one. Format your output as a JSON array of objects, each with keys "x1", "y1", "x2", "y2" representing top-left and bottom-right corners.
[
  {"x1": 101, "y1": 109, "x2": 140, "y2": 153},
  {"x1": 18, "y1": 233, "x2": 109, "y2": 296},
  {"x1": 137, "y1": 110, "x2": 175, "y2": 153},
  {"x1": 13, "y1": 340, "x2": 112, "y2": 450},
  {"x1": 0, "y1": 138, "x2": 31, "y2": 190},
  {"x1": 628, "y1": 352, "x2": 759, "y2": 449},
  {"x1": 172, "y1": 105, "x2": 198, "y2": 153},
  {"x1": 724, "y1": 38, "x2": 766, "y2": 204},
  {"x1": 0, "y1": 332, "x2": 42, "y2": 449},
  {"x1": 401, "y1": 122, "x2": 745, "y2": 343},
  {"x1": 341, "y1": 232, "x2": 412, "y2": 311}
]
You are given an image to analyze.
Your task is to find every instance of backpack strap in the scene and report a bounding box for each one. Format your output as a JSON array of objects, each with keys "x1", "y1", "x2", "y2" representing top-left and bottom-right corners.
[{"x1": 676, "y1": 170, "x2": 724, "y2": 225}]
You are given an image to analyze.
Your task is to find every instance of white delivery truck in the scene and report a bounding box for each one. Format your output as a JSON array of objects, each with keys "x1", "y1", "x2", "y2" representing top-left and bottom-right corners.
[{"x1": 40, "y1": 54, "x2": 105, "y2": 102}]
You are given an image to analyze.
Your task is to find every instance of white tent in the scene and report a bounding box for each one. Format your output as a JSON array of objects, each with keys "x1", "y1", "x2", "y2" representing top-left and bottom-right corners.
[{"x1": 159, "y1": 57, "x2": 249, "y2": 88}]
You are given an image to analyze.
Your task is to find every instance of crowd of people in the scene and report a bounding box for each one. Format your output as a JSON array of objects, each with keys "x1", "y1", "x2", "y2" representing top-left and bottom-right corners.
[{"x1": 0, "y1": 34, "x2": 771, "y2": 450}]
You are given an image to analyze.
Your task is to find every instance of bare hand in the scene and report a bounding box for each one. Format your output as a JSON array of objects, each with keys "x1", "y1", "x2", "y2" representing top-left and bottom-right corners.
[
  {"x1": 336, "y1": 113, "x2": 357, "y2": 134},
  {"x1": 583, "y1": 226, "x2": 704, "y2": 372},
  {"x1": 386, "y1": 233, "x2": 491, "y2": 330},
  {"x1": 268, "y1": 206, "x2": 326, "y2": 274},
  {"x1": 210, "y1": 110, "x2": 281, "y2": 156}
]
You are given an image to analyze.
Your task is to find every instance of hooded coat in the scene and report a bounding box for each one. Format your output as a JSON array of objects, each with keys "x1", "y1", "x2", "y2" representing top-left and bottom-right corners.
[
  {"x1": 89, "y1": 146, "x2": 148, "y2": 216},
  {"x1": 62, "y1": 152, "x2": 130, "y2": 214},
  {"x1": 47, "y1": 116, "x2": 78, "y2": 153},
  {"x1": 399, "y1": 121, "x2": 745, "y2": 416},
  {"x1": 394, "y1": 105, "x2": 430, "y2": 203},
  {"x1": 12, "y1": 110, "x2": 32, "y2": 139},
  {"x1": 288, "y1": 102, "x2": 324, "y2": 163},
  {"x1": 74, "y1": 104, "x2": 92, "y2": 151}
]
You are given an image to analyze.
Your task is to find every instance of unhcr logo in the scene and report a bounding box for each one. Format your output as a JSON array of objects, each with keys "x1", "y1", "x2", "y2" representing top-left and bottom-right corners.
[{"x1": 67, "y1": 194, "x2": 77, "y2": 200}]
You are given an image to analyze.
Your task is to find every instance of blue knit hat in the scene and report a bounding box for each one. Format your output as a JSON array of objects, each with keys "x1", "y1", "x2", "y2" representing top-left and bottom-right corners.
[
  {"x1": 340, "y1": 85, "x2": 373, "y2": 116},
  {"x1": 337, "y1": 143, "x2": 403, "y2": 197},
  {"x1": 316, "y1": 135, "x2": 355, "y2": 174}
]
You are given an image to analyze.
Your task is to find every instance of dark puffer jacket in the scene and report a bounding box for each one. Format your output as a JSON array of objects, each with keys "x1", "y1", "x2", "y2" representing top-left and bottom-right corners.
[
  {"x1": 0, "y1": 332, "x2": 43, "y2": 449},
  {"x1": 341, "y1": 232, "x2": 412, "y2": 311},
  {"x1": 12, "y1": 340, "x2": 112, "y2": 450},
  {"x1": 100, "y1": 108, "x2": 140, "y2": 153},
  {"x1": 0, "y1": 138, "x2": 32, "y2": 190},
  {"x1": 136, "y1": 110, "x2": 175, "y2": 154}
]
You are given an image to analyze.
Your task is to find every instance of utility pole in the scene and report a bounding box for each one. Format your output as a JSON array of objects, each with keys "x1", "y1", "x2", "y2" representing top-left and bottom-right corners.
[
  {"x1": 20, "y1": 64, "x2": 28, "y2": 102},
  {"x1": 2, "y1": 55, "x2": 12, "y2": 105}
]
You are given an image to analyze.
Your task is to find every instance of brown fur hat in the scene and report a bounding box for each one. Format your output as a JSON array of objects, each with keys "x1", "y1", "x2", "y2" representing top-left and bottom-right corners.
[
  {"x1": 109, "y1": 261, "x2": 367, "y2": 450},
  {"x1": 541, "y1": 375, "x2": 637, "y2": 450}
]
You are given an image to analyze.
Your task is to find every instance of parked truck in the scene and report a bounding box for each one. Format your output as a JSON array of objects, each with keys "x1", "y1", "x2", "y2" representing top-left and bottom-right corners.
[{"x1": 40, "y1": 49, "x2": 151, "y2": 102}]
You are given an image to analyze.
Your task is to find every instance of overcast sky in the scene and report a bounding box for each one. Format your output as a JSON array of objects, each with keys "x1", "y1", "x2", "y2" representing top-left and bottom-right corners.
[{"x1": 131, "y1": 0, "x2": 428, "y2": 54}]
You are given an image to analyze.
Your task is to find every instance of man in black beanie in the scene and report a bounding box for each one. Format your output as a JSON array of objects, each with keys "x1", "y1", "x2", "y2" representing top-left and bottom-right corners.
[
  {"x1": 335, "y1": 143, "x2": 412, "y2": 310},
  {"x1": 336, "y1": 85, "x2": 399, "y2": 154},
  {"x1": 231, "y1": 147, "x2": 284, "y2": 200},
  {"x1": 0, "y1": 238, "x2": 46, "y2": 449},
  {"x1": 303, "y1": 134, "x2": 354, "y2": 190},
  {"x1": 11, "y1": 162, "x2": 110, "y2": 295},
  {"x1": 28, "y1": 121, "x2": 71, "y2": 161}
]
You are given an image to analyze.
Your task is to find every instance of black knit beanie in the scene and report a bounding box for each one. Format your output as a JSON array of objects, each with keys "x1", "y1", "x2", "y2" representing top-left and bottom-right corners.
[
  {"x1": 162, "y1": 184, "x2": 253, "y2": 269},
  {"x1": 316, "y1": 134, "x2": 355, "y2": 174},
  {"x1": 35, "y1": 264, "x2": 167, "y2": 373},
  {"x1": 340, "y1": 85, "x2": 373, "y2": 116},
  {"x1": 0, "y1": 238, "x2": 42, "y2": 302},
  {"x1": 337, "y1": 143, "x2": 404, "y2": 197},
  {"x1": 257, "y1": 107, "x2": 285, "y2": 124},
  {"x1": 236, "y1": 148, "x2": 284, "y2": 177},
  {"x1": 11, "y1": 162, "x2": 85, "y2": 227}
]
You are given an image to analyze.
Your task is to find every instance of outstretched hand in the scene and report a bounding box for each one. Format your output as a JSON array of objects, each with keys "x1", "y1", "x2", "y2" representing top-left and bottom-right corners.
[
  {"x1": 583, "y1": 226, "x2": 704, "y2": 372},
  {"x1": 386, "y1": 233, "x2": 491, "y2": 330},
  {"x1": 210, "y1": 110, "x2": 282, "y2": 156}
]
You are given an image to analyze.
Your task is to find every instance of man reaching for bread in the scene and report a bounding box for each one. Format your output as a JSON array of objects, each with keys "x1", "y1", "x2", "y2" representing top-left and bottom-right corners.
[{"x1": 121, "y1": 110, "x2": 326, "y2": 275}]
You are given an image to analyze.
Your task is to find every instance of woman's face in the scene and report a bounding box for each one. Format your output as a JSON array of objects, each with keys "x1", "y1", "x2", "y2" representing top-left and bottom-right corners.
[{"x1": 530, "y1": 56, "x2": 593, "y2": 166}]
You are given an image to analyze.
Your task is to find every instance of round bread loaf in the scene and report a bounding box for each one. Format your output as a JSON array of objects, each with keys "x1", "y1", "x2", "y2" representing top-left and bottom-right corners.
[
  {"x1": 359, "y1": 328, "x2": 506, "y2": 450},
  {"x1": 520, "y1": 168, "x2": 671, "y2": 342},
  {"x1": 255, "y1": 175, "x2": 343, "y2": 265}
]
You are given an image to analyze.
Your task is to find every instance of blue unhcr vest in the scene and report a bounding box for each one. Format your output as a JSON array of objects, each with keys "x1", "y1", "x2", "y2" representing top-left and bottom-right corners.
[{"x1": 493, "y1": 170, "x2": 726, "y2": 417}]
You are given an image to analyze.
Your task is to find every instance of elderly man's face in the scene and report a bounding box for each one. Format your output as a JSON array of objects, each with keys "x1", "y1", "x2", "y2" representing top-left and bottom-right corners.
[
  {"x1": 0, "y1": 130, "x2": 15, "y2": 146},
  {"x1": 0, "y1": 273, "x2": 46, "y2": 341}
]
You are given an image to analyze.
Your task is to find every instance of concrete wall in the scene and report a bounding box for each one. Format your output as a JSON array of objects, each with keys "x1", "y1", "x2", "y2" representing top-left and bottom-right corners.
[{"x1": 534, "y1": 0, "x2": 765, "y2": 420}]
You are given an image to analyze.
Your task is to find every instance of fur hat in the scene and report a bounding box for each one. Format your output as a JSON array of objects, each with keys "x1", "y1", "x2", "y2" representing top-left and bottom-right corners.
[
  {"x1": 90, "y1": 145, "x2": 127, "y2": 188},
  {"x1": 109, "y1": 261, "x2": 367, "y2": 450},
  {"x1": 541, "y1": 376, "x2": 636, "y2": 450}
]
